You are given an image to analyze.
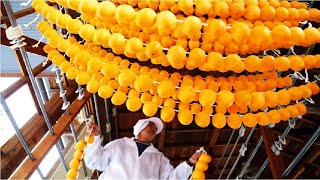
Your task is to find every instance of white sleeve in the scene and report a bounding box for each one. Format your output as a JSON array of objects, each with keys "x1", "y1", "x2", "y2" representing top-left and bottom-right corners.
[
  {"x1": 84, "y1": 136, "x2": 116, "y2": 171},
  {"x1": 159, "y1": 155, "x2": 193, "y2": 179}
]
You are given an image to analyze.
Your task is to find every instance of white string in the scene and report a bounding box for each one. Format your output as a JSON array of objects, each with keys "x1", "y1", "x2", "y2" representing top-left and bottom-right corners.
[
  {"x1": 304, "y1": 97, "x2": 315, "y2": 104},
  {"x1": 290, "y1": 47, "x2": 297, "y2": 56},
  {"x1": 20, "y1": 0, "x2": 32, "y2": 6},
  {"x1": 304, "y1": 69, "x2": 309, "y2": 83},
  {"x1": 24, "y1": 14, "x2": 40, "y2": 28},
  {"x1": 62, "y1": 32, "x2": 70, "y2": 38},
  {"x1": 272, "y1": 49, "x2": 280, "y2": 56},
  {"x1": 42, "y1": 58, "x2": 49, "y2": 67},
  {"x1": 32, "y1": 35, "x2": 44, "y2": 47},
  {"x1": 289, "y1": 71, "x2": 306, "y2": 81}
]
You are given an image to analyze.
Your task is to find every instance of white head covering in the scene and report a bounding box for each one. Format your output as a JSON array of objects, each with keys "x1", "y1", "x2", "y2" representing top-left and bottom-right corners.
[{"x1": 133, "y1": 117, "x2": 163, "y2": 138}]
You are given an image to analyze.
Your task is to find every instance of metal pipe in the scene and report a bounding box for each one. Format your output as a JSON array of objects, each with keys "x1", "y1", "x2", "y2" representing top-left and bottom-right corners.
[
  {"x1": 0, "y1": 93, "x2": 35, "y2": 160},
  {"x1": 55, "y1": 65, "x2": 88, "y2": 176},
  {"x1": 104, "y1": 98, "x2": 112, "y2": 141},
  {"x1": 238, "y1": 136, "x2": 264, "y2": 179},
  {"x1": 54, "y1": 66, "x2": 70, "y2": 115},
  {"x1": 282, "y1": 125, "x2": 320, "y2": 176},
  {"x1": 3, "y1": 0, "x2": 54, "y2": 135},
  {"x1": 57, "y1": 138, "x2": 65, "y2": 150},
  {"x1": 43, "y1": 78, "x2": 53, "y2": 99},
  {"x1": 93, "y1": 93, "x2": 102, "y2": 137},
  {"x1": 253, "y1": 158, "x2": 269, "y2": 179},
  {"x1": 218, "y1": 127, "x2": 244, "y2": 179},
  {"x1": 217, "y1": 129, "x2": 236, "y2": 169},
  {"x1": 36, "y1": 78, "x2": 49, "y2": 103},
  {"x1": 36, "y1": 168, "x2": 45, "y2": 180},
  {"x1": 55, "y1": 143, "x2": 68, "y2": 172},
  {"x1": 226, "y1": 126, "x2": 256, "y2": 179}
]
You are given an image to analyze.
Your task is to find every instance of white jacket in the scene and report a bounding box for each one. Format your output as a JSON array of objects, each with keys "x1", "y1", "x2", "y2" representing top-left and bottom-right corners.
[{"x1": 84, "y1": 136, "x2": 193, "y2": 180}]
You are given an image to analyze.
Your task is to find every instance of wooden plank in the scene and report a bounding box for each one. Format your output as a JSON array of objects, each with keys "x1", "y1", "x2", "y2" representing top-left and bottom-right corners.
[
  {"x1": 208, "y1": 128, "x2": 220, "y2": 150},
  {"x1": 158, "y1": 123, "x2": 166, "y2": 151},
  {"x1": 1, "y1": 28, "x2": 47, "y2": 57},
  {"x1": 10, "y1": 90, "x2": 92, "y2": 179},
  {"x1": 307, "y1": 107, "x2": 320, "y2": 116},
  {"x1": 260, "y1": 126, "x2": 285, "y2": 179},
  {"x1": 1, "y1": 84, "x2": 78, "y2": 178},
  {"x1": 0, "y1": 72, "x2": 55, "y2": 77}
]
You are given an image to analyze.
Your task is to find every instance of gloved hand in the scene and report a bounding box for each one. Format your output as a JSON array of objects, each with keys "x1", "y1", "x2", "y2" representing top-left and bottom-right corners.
[
  {"x1": 86, "y1": 121, "x2": 100, "y2": 136},
  {"x1": 189, "y1": 152, "x2": 202, "y2": 165}
]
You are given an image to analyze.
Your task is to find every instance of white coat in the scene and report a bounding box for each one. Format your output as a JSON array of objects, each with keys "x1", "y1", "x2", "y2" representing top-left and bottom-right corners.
[{"x1": 84, "y1": 136, "x2": 193, "y2": 180}]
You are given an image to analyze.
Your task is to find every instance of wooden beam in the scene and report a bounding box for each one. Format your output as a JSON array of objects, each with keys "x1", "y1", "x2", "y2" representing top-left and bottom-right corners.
[
  {"x1": 9, "y1": 90, "x2": 92, "y2": 179},
  {"x1": 158, "y1": 123, "x2": 166, "y2": 151},
  {"x1": 167, "y1": 129, "x2": 211, "y2": 133},
  {"x1": 260, "y1": 126, "x2": 285, "y2": 179},
  {"x1": 1, "y1": 7, "x2": 36, "y2": 25},
  {"x1": 306, "y1": 107, "x2": 320, "y2": 116},
  {"x1": 208, "y1": 128, "x2": 220, "y2": 149},
  {"x1": 1, "y1": 83, "x2": 78, "y2": 179},
  {"x1": 1, "y1": 28, "x2": 47, "y2": 57},
  {"x1": 0, "y1": 72, "x2": 55, "y2": 77}
]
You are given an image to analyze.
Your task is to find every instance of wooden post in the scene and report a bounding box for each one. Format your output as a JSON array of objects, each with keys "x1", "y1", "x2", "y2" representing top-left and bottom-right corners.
[{"x1": 260, "y1": 126, "x2": 285, "y2": 179}]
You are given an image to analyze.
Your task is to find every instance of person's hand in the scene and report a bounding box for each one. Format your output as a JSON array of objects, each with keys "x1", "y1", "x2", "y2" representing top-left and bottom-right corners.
[
  {"x1": 86, "y1": 121, "x2": 99, "y2": 136},
  {"x1": 189, "y1": 152, "x2": 202, "y2": 165}
]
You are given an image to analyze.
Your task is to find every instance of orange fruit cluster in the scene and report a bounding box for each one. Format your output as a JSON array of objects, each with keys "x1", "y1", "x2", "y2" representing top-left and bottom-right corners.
[
  {"x1": 191, "y1": 154, "x2": 212, "y2": 180},
  {"x1": 33, "y1": 0, "x2": 320, "y2": 131}
]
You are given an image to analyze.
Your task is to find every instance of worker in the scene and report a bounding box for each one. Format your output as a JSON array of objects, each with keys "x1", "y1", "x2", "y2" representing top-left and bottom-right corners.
[{"x1": 84, "y1": 117, "x2": 201, "y2": 179}]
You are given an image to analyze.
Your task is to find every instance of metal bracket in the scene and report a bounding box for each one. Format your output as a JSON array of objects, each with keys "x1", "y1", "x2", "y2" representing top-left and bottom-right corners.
[
  {"x1": 272, "y1": 140, "x2": 283, "y2": 156},
  {"x1": 239, "y1": 126, "x2": 246, "y2": 137},
  {"x1": 271, "y1": 143, "x2": 281, "y2": 156},
  {"x1": 278, "y1": 135, "x2": 286, "y2": 145},
  {"x1": 106, "y1": 122, "x2": 111, "y2": 133},
  {"x1": 59, "y1": 90, "x2": 66, "y2": 97},
  {"x1": 289, "y1": 119, "x2": 296, "y2": 129},
  {"x1": 5, "y1": 25, "x2": 24, "y2": 40},
  {"x1": 112, "y1": 107, "x2": 117, "y2": 117},
  {"x1": 61, "y1": 101, "x2": 70, "y2": 110},
  {"x1": 239, "y1": 144, "x2": 247, "y2": 156},
  {"x1": 76, "y1": 88, "x2": 84, "y2": 99},
  {"x1": 268, "y1": 123, "x2": 275, "y2": 128}
]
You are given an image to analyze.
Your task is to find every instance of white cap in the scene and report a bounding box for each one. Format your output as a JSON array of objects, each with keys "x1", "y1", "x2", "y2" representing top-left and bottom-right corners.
[{"x1": 133, "y1": 117, "x2": 163, "y2": 138}]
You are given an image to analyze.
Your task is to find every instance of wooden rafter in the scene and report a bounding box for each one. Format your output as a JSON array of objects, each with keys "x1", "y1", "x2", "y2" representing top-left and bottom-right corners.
[
  {"x1": 260, "y1": 126, "x2": 285, "y2": 179},
  {"x1": 9, "y1": 90, "x2": 91, "y2": 179}
]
